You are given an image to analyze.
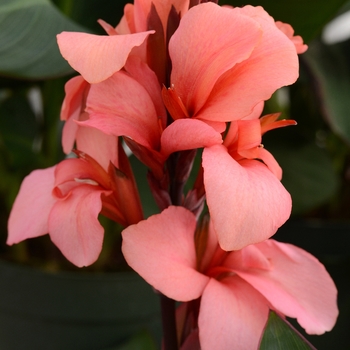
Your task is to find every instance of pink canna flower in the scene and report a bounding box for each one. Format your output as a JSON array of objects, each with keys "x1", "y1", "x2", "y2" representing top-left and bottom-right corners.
[
  {"x1": 7, "y1": 144, "x2": 143, "y2": 267},
  {"x1": 122, "y1": 206, "x2": 338, "y2": 349},
  {"x1": 56, "y1": 2, "x2": 305, "y2": 142},
  {"x1": 162, "y1": 4, "x2": 300, "y2": 127},
  {"x1": 56, "y1": 1, "x2": 306, "y2": 163},
  {"x1": 202, "y1": 113, "x2": 296, "y2": 251},
  {"x1": 54, "y1": 0, "x2": 308, "y2": 250}
]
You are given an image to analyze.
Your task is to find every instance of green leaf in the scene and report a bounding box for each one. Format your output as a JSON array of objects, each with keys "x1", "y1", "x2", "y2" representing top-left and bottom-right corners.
[
  {"x1": 52, "y1": 0, "x2": 127, "y2": 34},
  {"x1": 260, "y1": 311, "x2": 315, "y2": 350},
  {"x1": 227, "y1": 0, "x2": 348, "y2": 42},
  {"x1": 114, "y1": 331, "x2": 157, "y2": 350},
  {"x1": 0, "y1": 91, "x2": 40, "y2": 168},
  {"x1": 0, "y1": 0, "x2": 88, "y2": 79},
  {"x1": 269, "y1": 142, "x2": 339, "y2": 215},
  {"x1": 303, "y1": 40, "x2": 350, "y2": 144}
]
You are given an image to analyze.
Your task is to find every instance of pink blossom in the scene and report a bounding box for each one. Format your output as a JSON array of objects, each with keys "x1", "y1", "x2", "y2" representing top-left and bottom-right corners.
[
  {"x1": 162, "y1": 4, "x2": 300, "y2": 126},
  {"x1": 7, "y1": 161, "x2": 108, "y2": 267},
  {"x1": 122, "y1": 206, "x2": 338, "y2": 349},
  {"x1": 56, "y1": 2, "x2": 303, "y2": 154},
  {"x1": 56, "y1": 2, "x2": 305, "y2": 164},
  {"x1": 202, "y1": 114, "x2": 296, "y2": 250},
  {"x1": 7, "y1": 147, "x2": 143, "y2": 267},
  {"x1": 56, "y1": 2, "x2": 304, "y2": 250},
  {"x1": 203, "y1": 144, "x2": 292, "y2": 251}
]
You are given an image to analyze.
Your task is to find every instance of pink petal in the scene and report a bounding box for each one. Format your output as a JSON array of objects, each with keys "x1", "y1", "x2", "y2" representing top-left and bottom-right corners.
[
  {"x1": 84, "y1": 70, "x2": 161, "y2": 150},
  {"x1": 54, "y1": 156, "x2": 111, "y2": 192},
  {"x1": 122, "y1": 206, "x2": 210, "y2": 301},
  {"x1": 243, "y1": 101, "x2": 265, "y2": 120},
  {"x1": 169, "y1": 2, "x2": 261, "y2": 116},
  {"x1": 229, "y1": 240, "x2": 338, "y2": 334},
  {"x1": 98, "y1": 19, "x2": 118, "y2": 36},
  {"x1": 7, "y1": 167, "x2": 56, "y2": 244},
  {"x1": 160, "y1": 119, "x2": 222, "y2": 157},
  {"x1": 199, "y1": 277, "x2": 269, "y2": 350},
  {"x1": 236, "y1": 119, "x2": 261, "y2": 150},
  {"x1": 57, "y1": 31, "x2": 154, "y2": 83},
  {"x1": 275, "y1": 21, "x2": 308, "y2": 54},
  {"x1": 60, "y1": 76, "x2": 89, "y2": 154},
  {"x1": 48, "y1": 185, "x2": 108, "y2": 267},
  {"x1": 255, "y1": 147, "x2": 282, "y2": 180},
  {"x1": 60, "y1": 76, "x2": 87, "y2": 122},
  {"x1": 223, "y1": 244, "x2": 272, "y2": 271},
  {"x1": 202, "y1": 145, "x2": 291, "y2": 250},
  {"x1": 115, "y1": 4, "x2": 135, "y2": 34},
  {"x1": 199, "y1": 6, "x2": 299, "y2": 121},
  {"x1": 124, "y1": 56, "x2": 167, "y2": 129},
  {"x1": 75, "y1": 126, "x2": 119, "y2": 170}
]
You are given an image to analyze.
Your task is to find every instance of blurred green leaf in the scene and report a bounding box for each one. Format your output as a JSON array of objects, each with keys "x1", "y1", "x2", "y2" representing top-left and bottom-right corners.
[
  {"x1": 228, "y1": 0, "x2": 348, "y2": 42},
  {"x1": 260, "y1": 311, "x2": 315, "y2": 350},
  {"x1": 303, "y1": 40, "x2": 350, "y2": 144},
  {"x1": 114, "y1": 331, "x2": 157, "y2": 350},
  {"x1": 270, "y1": 142, "x2": 339, "y2": 215},
  {"x1": 0, "y1": 92, "x2": 40, "y2": 168},
  {"x1": 0, "y1": 0, "x2": 88, "y2": 79},
  {"x1": 52, "y1": 0, "x2": 128, "y2": 34}
]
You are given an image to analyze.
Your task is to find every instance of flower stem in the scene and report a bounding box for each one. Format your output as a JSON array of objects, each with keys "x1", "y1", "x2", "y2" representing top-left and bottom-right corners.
[{"x1": 160, "y1": 294, "x2": 178, "y2": 350}]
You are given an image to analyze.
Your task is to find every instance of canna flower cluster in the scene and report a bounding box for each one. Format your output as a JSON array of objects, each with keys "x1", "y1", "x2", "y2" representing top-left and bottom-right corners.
[{"x1": 7, "y1": 0, "x2": 337, "y2": 348}]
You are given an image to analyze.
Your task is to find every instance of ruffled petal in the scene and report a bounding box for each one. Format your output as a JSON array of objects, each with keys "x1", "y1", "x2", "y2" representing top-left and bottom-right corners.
[
  {"x1": 275, "y1": 21, "x2": 308, "y2": 54},
  {"x1": 161, "y1": 119, "x2": 222, "y2": 157},
  {"x1": 199, "y1": 6, "x2": 299, "y2": 121},
  {"x1": 7, "y1": 167, "x2": 56, "y2": 244},
  {"x1": 54, "y1": 156, "x2": 111, "y2": 192},
  {"x1": 122, "y1": 206, "x2": 210, "y2": 301},
  {"x1": 198, "y1": 277, "x2": 269, "y2": 350},
  {"x1": 57, "y1": 31, "x2": 154, "y2": 83},
  {"x1": 169, "y1": 2, "x2": 261, "y2": 116},
  {"x1": 48, "y1": 185, "x2": 108, "y2": 267},
  {"x1": 203, "y1": 144, "x2": 291, "y2": 250},
  {"x1": 230, "y1": 240, "x2": 338, "y2": 334}
]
